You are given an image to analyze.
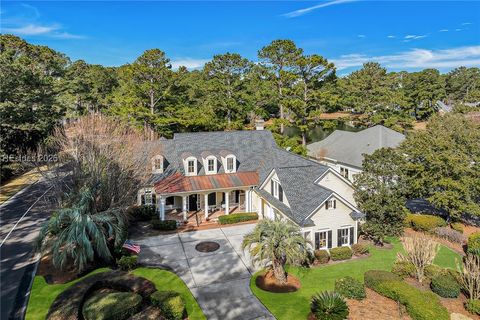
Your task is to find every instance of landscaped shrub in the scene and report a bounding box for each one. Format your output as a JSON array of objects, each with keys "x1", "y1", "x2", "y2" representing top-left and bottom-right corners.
[
  {"x1": 310, "y1": 291, "x2": 349, "y2": 320},
  {"x1": 128, "y1": 205, "x2": 156, "y2": 221},
  {"x1": 392, "y1": 261, "x2": 415, "y2": 279},
  {"x1": 374, "y1": 280, "x2": 449, "y2": 320},
  {"x1": 430, "y1": 274, "x2": 461, "y2": 298},
  {"x1": 407, "y1": 214, "x2": 447, "y2": 232},
  {"x1": 218, "y1": 212, "x2": 258, "y2": 225},
  {"x1": 314, "y1": 250, "x2": 330, "y2": 264},
  {"x1": 424, "y1": 264, "x2": 444, "y2": 280},
  {"x1": 451, "y1": 222, "x2": 464, "y2": 233},
  {"x1": 404, "y1": 213, "x2": 415, "y2": 227},
  {"x1": 329, "y1": 247, "x2": 352, "y2": 261},
  {"x1": 465, "y1": 299, "x2": 480, "y2": 315},
  {"x1": 151, "y1": 219, "x2": 177, "y2": 231},
  {"x1": 334, "y1": 277, "x2": 366, "y2": 300},
  {"x1": 364, "y1": 270, "x2": 401, "y2": 290},
  {"x1": 151, "y1": 291, "x2": 186, "y2": 320},
  {"x1": 351, "y1": 243, "x2": 369, "y2": 256},
  {"x1": 82, "y1": 292, "x2": 142, "y2": 320},
  {"x1": 467, "y1": 232, "x2": 480, "y2": 255},
  {"x1": 117, "y1": 255, "x2": 138, "y2": 271},
  {"x1": 433, "y1": 227, "x2": 465, "y2": 244}
]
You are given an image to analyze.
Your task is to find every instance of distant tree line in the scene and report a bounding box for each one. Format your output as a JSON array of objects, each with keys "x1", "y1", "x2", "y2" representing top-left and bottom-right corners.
[{"x1": 1, "y1": 34, "x2": 480, "y2": 160}]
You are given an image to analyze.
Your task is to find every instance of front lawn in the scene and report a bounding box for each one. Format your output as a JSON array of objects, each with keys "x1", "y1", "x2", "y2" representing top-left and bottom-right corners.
[{"x1": 250, "y1": 239, "x2": 462, "y2": 320}]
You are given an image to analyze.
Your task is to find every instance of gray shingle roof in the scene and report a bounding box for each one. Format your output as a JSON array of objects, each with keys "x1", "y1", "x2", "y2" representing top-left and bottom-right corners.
[{"x1": 307, "y1": 125, "x2": 405, "y2": 168}]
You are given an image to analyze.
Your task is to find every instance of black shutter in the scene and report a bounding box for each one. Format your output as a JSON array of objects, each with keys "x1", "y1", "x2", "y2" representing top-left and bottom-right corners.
[
  {"x1": 328, "y1": 230, "x2": 332, "y2": 249},
  {"x1": 333, "y1": 200, "x2": 337, "y2": 209},
  {"x1": 315, "y1": 233, "x2": 319, "y2": 250},
  {"x1": 141, "y1": 194, "x2": 145, "y2": 205},
  {"x1": 337, "y1": 229, "x2": 342, "y2": 247},
  {"x1": 325, "y1": 201, "x2": 329, "y2": 210},
  {"x1": 350, "y1": 227, "x2": 355, "y2": 245},
  {"x1": 278, "y1": 184, "x2": 283, "y2": 202}
]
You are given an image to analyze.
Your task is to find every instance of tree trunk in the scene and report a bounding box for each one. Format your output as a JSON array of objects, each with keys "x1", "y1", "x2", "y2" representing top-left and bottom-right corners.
[
  {"x1": 272, "y1": 260, "x2": 287, "y2": 284},
  {"x1": 302, "y1": 131, "x2": 306, "y2": 147}
]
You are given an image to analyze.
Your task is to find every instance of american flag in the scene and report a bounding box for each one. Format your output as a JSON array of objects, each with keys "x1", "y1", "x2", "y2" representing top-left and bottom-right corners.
[{"x1": 122, "y1": 240, "x2": 141, "y2": 254}]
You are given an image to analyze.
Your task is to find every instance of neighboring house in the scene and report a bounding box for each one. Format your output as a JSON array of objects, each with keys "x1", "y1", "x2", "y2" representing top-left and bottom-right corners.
[
  {"x1": 306, "y1": 125, "x2": 405, "y2": 182},
  {"x1": 138, "y1": 128, "x2": 364, "y2": 250}
]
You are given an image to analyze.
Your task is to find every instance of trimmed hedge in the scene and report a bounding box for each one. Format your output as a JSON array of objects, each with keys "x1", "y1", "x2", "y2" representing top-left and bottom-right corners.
[
  {"x1": 364, "y1": 270, "x2": 449, "y2": 320},
  {"x1": 314, "y1": 249, "x2": 330, "y2": 264},
  {"x1": 392, "y1": 261, "x2": 415, "y2": 279},
  {"x1": 334, "y1": 276, "x2": 366, "y2": 300},
  {"x1": 151, "y1": 290, "x2": 186, "y2": 320},
  {"x1": 465, "y1": 299, "x2": 480, "y2": 316},
  {"x1": 424, "y1": 264, "x2": 444, "y2": 280},
  {"x1": 430, "y1": 274, "x2": 460, "y2": 298},
  {"x1": 351, "y1": 243, "x2": 369, "y2": 256},
  {"x1": 128, "y1": 205, "x2": 156, "y2": 221},
  {"x1": 467, "y1": 232, "x2": 480, "y2": 255},
  {"x1": 151, "y1": 219, "x2": 177, "y2": 231},
  {"x1": 451, "y1": 222, "x2": 464, "y2": 233},
  {"x1": 406, "y1": 214, "x2": 447, "y2": 232},
  {"x1": 82, "y1": 292, "x2": 142, "y2": 320},
  {"x1": 329, "y1": 246, "x2": 352, "y2": 261},
  {"x1": 117, "y1": 255, "x2": 138, "y2": 271},
  {"x1": 218, "y1": 212, "x2": 258, "y2": 225}
]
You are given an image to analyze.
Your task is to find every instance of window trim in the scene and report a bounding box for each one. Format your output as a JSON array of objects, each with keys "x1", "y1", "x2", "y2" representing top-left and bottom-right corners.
[
  {"x1": 151, "y1": 155, "x2": 163, "y2": 173},
  {"x1": 338, "y1": 227, "x2": 350, "y2": 247},
  {"x1": 225, "y1": 155, "x2": 236, "y2": 173},
  {"x1": 185, "y1": 157, "x2": 197, "y2": 176},
  {"x1": 271, "y1": 179, "x2": 282, "y2": 200},
  {"x1": 205, "y1": 156, "x2": 217, "y2": 174},
  {"x1": 325, "y1": 198, "x2": 336, "y2": 210},
  {"x1": 314, "y1": 230, "x2": 329, "y2": 250},
  {"x1": 340, "y1": 166, "x2": 349, "y2": 179}
]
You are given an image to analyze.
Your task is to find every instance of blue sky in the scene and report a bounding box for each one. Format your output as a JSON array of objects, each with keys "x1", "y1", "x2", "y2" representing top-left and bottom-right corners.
[{"x1": 1, "y1": 1, "x2": 479, "y2": 74}]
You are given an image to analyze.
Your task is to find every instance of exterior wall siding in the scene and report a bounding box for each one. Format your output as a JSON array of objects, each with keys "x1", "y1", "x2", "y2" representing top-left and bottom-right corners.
[
  {"x1": 319, "y1": 160, "x2": 362, "y2": 182},
  {"x1": 317, "y1": 171, "x2": 356, "y2": 206}
]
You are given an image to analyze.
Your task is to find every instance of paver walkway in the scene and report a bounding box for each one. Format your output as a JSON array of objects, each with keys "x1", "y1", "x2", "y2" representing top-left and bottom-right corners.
[{"x1": 134, "y1": 224, "x2": 274, "y2": 320}]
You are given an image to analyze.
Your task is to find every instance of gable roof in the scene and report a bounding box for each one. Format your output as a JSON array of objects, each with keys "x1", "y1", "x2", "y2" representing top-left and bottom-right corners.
[{"x1": 307, "y1": 125, "x2": 405, "y2": 168}]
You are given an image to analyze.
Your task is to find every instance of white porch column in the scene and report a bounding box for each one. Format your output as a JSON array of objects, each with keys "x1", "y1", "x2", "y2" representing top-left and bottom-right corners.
[
  {"x1": 159, "y1": 196, "x2": 166, "y2": 221},
  {"x1": 204, "y1": 193, "x2": 209, "y2": 219},
  {"x1": 182, "y1": 196, "x2": 187, "y2": 221},
  {"x1": 245, "y1": 189, "x2": 250, "y2": 212},
  {"x1": 224, "y1": 191, "x2": 230, "y2": 215}
]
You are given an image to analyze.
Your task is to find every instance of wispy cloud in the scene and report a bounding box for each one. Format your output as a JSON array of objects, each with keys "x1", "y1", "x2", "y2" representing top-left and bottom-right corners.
[
  {"x1": 282, "y1": 0, "x2": 358, "y2": 18},
  {"x1": 3, "y1": 23, "x2": 59, "y2": 35},
  {"x1": 387, "y1": 35, "x2": 396, "y2": 39},
  {"x1": 439, "y1": 29, "x2": 449, "y2": 32},
  {"x1": 404, "y1": 34, "x2": 427, "y2": 40},
  {"x1": 332, "y1": 45, "x2": 480, "y2": 70},
  {"x1": 455, "y1": 28, "x2": 462, "y2": 32},
  {"x1": 171, "y1": 58, "x2": 210, "y2": 70},
  {"x1": 462, "y1": 22, "x2": 472, "y2": 26},
  {"x1": 357, "y1": 34, "x2": 366, "y2": 38}
]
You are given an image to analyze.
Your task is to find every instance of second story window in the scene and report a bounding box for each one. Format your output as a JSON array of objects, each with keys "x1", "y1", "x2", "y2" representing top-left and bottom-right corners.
[
  {"x1": 188, "y1": 160, "x2": 195, "y2": 174},
  {"x1": 227, "y1": 157, "x2": 234, "y2": 171},
  {"x1": 271, "y1": 180, "x2": 283, "y2": 202},
  {"x1": 151, "y1": 155, "x2": 163, "y2": 173},
  {"x1": 325, "y1": 198, "x2": 336, "y2": 210},
  {"x1": 205, "y1": 156, "x2": 217, "y2": 174},
  {"x1": 208, "y1": 159, "x2": 215, "y2": 171},
  {"x1": 340, "y1": 167, "x2": 349, "y2": 179}
]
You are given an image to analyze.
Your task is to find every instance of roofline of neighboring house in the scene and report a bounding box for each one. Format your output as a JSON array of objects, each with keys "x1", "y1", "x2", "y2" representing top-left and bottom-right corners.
[
  {"x1": 314, "y1": 167, "x2": 354, "y2": 187},
  {"x1": 309, "y1": 156, "x2": 363, "y2": 170}
]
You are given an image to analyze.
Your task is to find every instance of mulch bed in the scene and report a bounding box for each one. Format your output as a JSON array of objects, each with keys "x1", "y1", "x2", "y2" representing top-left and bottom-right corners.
[
  {"x1": 38, "y1": 255, "x2": 81, "y2": 284},
  {"x1": 404, "y1": 228, "x2": 465, "y2": 255},
  {"x1": 255, "y1": 271, "x2": 301, "y2": 293},
  {"x1": 346, "y1": 288, "x2": 412, "y2": 320}
]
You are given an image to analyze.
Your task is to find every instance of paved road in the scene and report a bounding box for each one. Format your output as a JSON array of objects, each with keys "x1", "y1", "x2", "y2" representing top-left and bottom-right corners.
[
  {"x1": 0, "y1": 179, "x2": 54, "y2": 320},
  {"x1": 135, "y1": 224, "x2": 274, "y2": 320}
]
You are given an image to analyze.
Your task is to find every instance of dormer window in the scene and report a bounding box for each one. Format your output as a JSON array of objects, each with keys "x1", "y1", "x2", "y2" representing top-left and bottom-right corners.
[
  {"x1": 151, "y1": 155, "x2": 163, "y2": 174},
  {"x1": 205, "y1": 156, "x2": 217, "y2": 174},
  {"x1": 225, "y1": 155, "x2": 236, "y2": 173},
  {"x1": 185, "y1": 157, "x2": 197, "y2": 176},
  {"x1": 271, "y1": 179, "x2": 283, "y2": 201}
]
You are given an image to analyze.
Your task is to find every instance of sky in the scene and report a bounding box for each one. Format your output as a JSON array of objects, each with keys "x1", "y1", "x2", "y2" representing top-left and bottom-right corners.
[{"x1": 1, "y1": 1, "x2": 480, "y2": 74}]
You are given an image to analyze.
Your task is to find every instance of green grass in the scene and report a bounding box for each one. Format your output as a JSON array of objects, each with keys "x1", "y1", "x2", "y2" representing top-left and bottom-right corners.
[
  {"x1": 434, "y1": 245, "x2": 462, "y2": 270},
  {"x1": 25, "y1": 268, "x2": 110, "y2": 320},
  {"x1": 132, "y1": 268, "x2": 206, "y2": 320},
  {"x1": 250, "y1": 239, "x2": 462, "y2": 320},
  {"x1": 26, "y1": 267, "x2": 205, "y2": 320}
]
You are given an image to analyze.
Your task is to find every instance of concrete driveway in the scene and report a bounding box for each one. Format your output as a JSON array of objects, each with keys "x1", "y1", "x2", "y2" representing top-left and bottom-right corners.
[{"x1": 134, "y1": 224, "x2": 274, "y2": 320}]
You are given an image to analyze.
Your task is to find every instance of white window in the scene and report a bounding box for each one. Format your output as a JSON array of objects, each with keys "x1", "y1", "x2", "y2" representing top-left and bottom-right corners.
[
  {"x1": 270, "y1": 179, "x2": 283, "y2": 201},
  {"x1": 205, "y1": 156, "x2": 217, "y2": 174},
  {"x1": 185, "y1": 157, "x2": 197, "y2": 175},
  {"x1": 225, "y1": 155, "x2": 236, "y2": 173},
  {"x1": 340, "y1": 167, "x2": 349, "y2": 179},
  {"x1": 315, "y1": 231, "x2": 329, "y2": 249},
  {"x1": 339, "y1": 228, "x2": 350, "y2": 246},
  {"x1": 151, "y1": 155, "x2": 163, "y2": 173},
  {"x1": 325, "y1": 199, "x2": 336, "y2": 210},
  {"x1": 143, "y1": 189, "x2": 153, "y2": 205}
]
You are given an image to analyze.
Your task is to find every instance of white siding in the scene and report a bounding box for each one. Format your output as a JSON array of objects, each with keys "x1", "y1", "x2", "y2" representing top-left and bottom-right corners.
[
  {"x1": 318, "y1": 159, "x2": 362, "y2": 182},
  {"x1": 260, "y1": 171, "x2": 290, "y2": 207},
  {"x1": 317, "y1": 171, "x2": 356, "y2": 206}
]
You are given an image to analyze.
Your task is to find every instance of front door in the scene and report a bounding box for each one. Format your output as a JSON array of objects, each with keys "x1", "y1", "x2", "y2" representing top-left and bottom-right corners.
[{"x1": 188, "y1": 194, "x2": 198, "y2": 211}]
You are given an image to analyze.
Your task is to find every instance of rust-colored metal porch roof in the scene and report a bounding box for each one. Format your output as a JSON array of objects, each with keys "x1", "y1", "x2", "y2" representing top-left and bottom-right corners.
[{"x1": 154, "y1": 171, "x2": 259, "y2": 194}]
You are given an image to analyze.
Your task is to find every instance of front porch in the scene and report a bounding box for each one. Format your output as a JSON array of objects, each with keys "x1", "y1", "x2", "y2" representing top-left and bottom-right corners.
[{"x1": 165, "y1": 204, "x2": 245, "y2": 227}]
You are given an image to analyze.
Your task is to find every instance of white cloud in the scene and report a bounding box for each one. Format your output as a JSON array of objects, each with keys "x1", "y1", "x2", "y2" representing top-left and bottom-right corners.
[
  {"x1": 462, "y1": 22, "x2": 472, "y2": 26},
  {"x1": 404, "y1": 34, "x2": 427, "y2": 40},
  {"x1": 387, "y1": 35, "x2": 396, "y2": 39},
  {"x1": 439, "y1": 29, "x2": 449, "y2": 32},
  {"x1": 170, "y1": 58, "x2": 209, "y2": 70},
  {"x1": 3, "y1": 23, "x2": 59, "y2": 35},
  {"x1": 455, "y1": 28, "x2": 462, "y2": 31},
  {"x1": 357, "y1": 34, "x2": 366, "y2": 38},
  {"x1": 332, "y1": 45, "x2": 480, "y2": 70},
  {"x1": 282, "y1": 0, "x2": 358, "y2": 18}
]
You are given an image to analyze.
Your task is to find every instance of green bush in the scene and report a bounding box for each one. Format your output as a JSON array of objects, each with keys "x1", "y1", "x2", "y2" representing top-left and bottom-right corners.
[
  {"x1": 117, "y1": 255, "x2": 138, "y2": 271},
  {"x1": 364, "y1": 270, "x2": 401, "y2": 290},
  {"x1": 334, "y1": 277, "x2": 366, "y2": 300},
  {"x1": 407, "y1": 214, "x2": 447, "y2": 232},
  {"x1": 392, "y1": 261, "x2": 415, "y2": 279},
  {"x1": 467, "y1": 232, "x2": 480, "y2": 255},
  {"x1": 451, "y1": 222, "x2": 464, "y2": 233},
  {"x1": 374, "y1": 280, "x2": 449, "y2": 320},
  {"x1": 310, "y1": 291, "x2": 349, "y2": 320},
  {"x1": 314, "y1": 250, "x2": 330, "y2": 264},
  {"x1": 218, "y1": 212, "x2": 258, "y2": 225},
  {"x1": 351, "y1": 243, "x2": 369, "y2": 256},
  {"x1": 82, "y1": 292, "x2": 142, "y2": 320},
  {"x1": 128, "y1": 205, "x2": 156, "y2": 221},
  {"x1": 329, "y1": 247, "x2": 352, "y2": 261},
  {"x1": 404, "y1": 213, "x2": 415, "y2": 227},
  {"x1": 151, "y1": 291, "x2": 186, "y2": 320},
  {"x1": 430, "y1": 274, "x2": 460, "y2": 298},
  {"x1": 151, "y1": 219, "x2": 177, "y2": 231},
  {"x1": 465, "y1": 299, "x2": 480, "y2": 315},
  {"x1": 424, "y1": 264, "x2": 444, "y2": 280}
]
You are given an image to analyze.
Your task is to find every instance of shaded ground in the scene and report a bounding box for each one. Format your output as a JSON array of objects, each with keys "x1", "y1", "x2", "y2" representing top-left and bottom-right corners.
[{"x1": 0, "y1": 166, "x2": 45, "y2": 204}]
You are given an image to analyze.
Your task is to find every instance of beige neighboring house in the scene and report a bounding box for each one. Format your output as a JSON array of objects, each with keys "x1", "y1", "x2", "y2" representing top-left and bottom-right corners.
[
  {"x1": 306, "y1": 125, "x2": 405, "y2": 182},
  {"x1": 138, "y1": 126, "x2": 364, "y2": 251}
]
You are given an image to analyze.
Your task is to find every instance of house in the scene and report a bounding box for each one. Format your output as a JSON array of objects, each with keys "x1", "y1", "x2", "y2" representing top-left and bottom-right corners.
[
  {"x1": 306, "y1": 125, "x2": 405, "y2": 182},
  {"x1": 138, "y1": 128, "x2": 364, "y2": 250}
]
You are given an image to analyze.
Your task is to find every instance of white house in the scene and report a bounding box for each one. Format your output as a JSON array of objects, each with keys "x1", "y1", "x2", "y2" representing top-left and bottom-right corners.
[
  {"x1": 306, "y1": 125, "x2": 405, "y2": 182},
  {"x1": 139, "y1": 129, "x2": 364, "y2": 250}
]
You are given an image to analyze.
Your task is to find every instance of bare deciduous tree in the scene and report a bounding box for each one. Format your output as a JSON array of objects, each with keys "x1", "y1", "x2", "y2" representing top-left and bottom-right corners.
[
  {"x1": 457, "y1": 254, "x2": 480, "y2": 300},
  {"x1": 397, "y1": 235, "x2": 439, "y2": 283}
]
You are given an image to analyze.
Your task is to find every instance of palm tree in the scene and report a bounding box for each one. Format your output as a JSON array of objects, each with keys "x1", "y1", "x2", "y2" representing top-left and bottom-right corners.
[
  {"x1": 37, "y1": 186, "x2": 127, "y2": 272},
  {"x1": 242, "y1": 219, "x2": 309, "y2": 283}
]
